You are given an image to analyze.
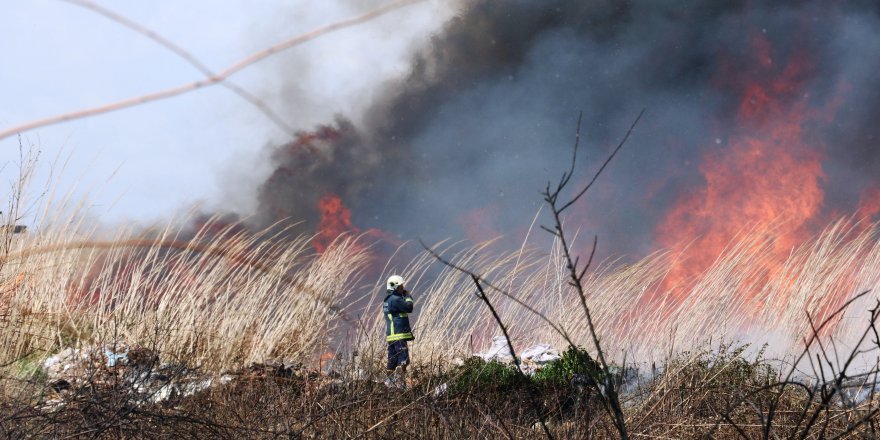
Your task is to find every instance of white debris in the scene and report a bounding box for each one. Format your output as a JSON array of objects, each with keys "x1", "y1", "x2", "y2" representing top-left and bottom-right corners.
[
  {"x1": 150, "y1": 384, "x2": 175, "y2": 403},
  {"x1": 42, "y1": 348, "x2": 73, "y2": 375},
  {"x1": 521, "y1": 344, "x2": 561, "y2": 364},
  {"x1": 476, "y1": 336, "x2": 514, "y2": 363},
  {"x1": 39, "y1": 344, "x2": 223, "y2": 408},
  {"x1": 103, "y1": 347, "x2": 129, "y2": 367},
  {"x1": 520, "y1": 344, "x2": 562, "y2": 375},
  {"x1": 473, "y1": 338, "x2": 563, "y2": 375},
  {"x1": 142, "y1": 378, "x2": 215, "y2": 404},
  {"x1": 181, "y1": 378, "x2": 214, "y2": 398}
]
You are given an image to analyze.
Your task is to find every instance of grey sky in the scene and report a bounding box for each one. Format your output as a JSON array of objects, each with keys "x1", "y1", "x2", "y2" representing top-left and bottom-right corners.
[{"x1": 0, "y1": 0, "x2": 451, "y2": 227}]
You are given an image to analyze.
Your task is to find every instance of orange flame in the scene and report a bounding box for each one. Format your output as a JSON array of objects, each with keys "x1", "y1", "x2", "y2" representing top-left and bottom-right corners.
[
  {"x1": 313, "y1": 194, "x2": 360, "y2": 253},
  {"x1": 656, "y1": 34, "x2": 831, "y2": 297}
]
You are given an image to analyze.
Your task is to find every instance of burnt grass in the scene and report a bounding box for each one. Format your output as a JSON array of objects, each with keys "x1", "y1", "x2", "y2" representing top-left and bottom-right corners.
[{"x1": 0, "y1": 345, "x2": 877, "y2": 439}]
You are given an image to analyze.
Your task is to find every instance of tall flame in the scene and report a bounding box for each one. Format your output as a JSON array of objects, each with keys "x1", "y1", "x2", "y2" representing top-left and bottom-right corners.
[
  {"x1": 656, "y1": 34, "x2": 832, "y2": 296},
  {"x1": 313, "y1": 194, "x2": 359, "y2": 253}
]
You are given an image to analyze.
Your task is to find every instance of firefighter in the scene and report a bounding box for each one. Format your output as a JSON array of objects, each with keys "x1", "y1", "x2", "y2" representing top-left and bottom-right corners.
[{"x1": 383, "y1": 275, "x2": 414, "y2": 386}]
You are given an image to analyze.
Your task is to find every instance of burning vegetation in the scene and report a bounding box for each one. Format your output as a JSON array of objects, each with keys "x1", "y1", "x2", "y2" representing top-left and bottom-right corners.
[
  {"x1": 4, "y1": 0, "x2": 880, "y2": 437},
  {"x1": 256, "y1": 0, "x2": 880, "y2": 288}
]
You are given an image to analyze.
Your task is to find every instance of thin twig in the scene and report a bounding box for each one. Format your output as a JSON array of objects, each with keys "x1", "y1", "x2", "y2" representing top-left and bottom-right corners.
[
  {"x1": 539, "y1": 110, "x2": 644, "y2": 440},
  {"x1": 419, "y1": 240, "x2": 575, "y2": 346},
  {"x1": 557, "y1": 108, "x2": 645, "y2": 213},
  {"x1": 58, "y1": 0, "x2": 298, "y2": 137},
  {"x1": 0, "y1": 0, "x2": 424, "y2": 141},
  {"x1": 471, "y1": 276, "x2": 554, "y2": 439}
]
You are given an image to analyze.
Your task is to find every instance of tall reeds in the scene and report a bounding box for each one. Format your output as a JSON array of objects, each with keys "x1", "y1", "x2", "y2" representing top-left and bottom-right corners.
[
  {"x1": 369, "y1": 219, "x2": 880, "y2": 367},
  {"x1": 0, "y1": 214, "x2": 368, "y2": 372}
]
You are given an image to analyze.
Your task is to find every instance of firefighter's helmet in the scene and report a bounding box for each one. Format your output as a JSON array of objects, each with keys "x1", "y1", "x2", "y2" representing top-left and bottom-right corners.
[{"x1": 386, "y1": 275, "x2": 405, "y2": 291}]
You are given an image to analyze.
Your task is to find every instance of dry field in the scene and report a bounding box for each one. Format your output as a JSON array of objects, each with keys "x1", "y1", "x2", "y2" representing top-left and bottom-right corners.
[
  {"x1": 0, "y1": 206, "x2": 877, "y2": 437},
  {"x1": 0, "y1": 148, "x2": 879, "y2": 437}
]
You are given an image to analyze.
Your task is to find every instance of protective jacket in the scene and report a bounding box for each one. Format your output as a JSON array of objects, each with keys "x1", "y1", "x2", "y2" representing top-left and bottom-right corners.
[{"x1": 383, "y1": 290, "x2": 414, "y2": 342}]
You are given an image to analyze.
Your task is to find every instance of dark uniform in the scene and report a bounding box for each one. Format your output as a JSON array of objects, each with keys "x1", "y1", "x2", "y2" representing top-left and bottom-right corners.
[{"x1": 383, "y1": 290, "x2": 414, "y2": 370}]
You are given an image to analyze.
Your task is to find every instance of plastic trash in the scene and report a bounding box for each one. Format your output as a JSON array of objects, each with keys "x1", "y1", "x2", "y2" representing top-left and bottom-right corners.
[
  {"x1": 476, "y1": 336, "x2": 514, "y2": 362},
  {"x1": 103, "y1": 347, "x2": 129, "y2": 367},
  {"x1": 520, "y1": 344, "x2": 561, "y2": 363}
]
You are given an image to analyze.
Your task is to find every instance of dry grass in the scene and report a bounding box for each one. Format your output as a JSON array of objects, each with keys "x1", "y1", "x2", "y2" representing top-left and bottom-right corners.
[
  {"x1": 0, "y1": 214, "x2": 368, "y2": 373},
  {"x1": 1, "y1": 152, "x2": 880, "y2": 437},
  {"x1": 0, "y1": 224, "x2": 876, "y2": 438},
  {"x1": 380, "y1": 219, "x2": 880, "y2": 368},
  {"x1": 1, "y1": 344, "x2": 875, "y2": 439}
]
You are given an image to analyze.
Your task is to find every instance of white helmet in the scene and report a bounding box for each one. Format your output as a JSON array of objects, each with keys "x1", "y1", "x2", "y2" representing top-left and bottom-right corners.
[{"x1": 386, "y1": 275, "x2": 405, "y2": 291}]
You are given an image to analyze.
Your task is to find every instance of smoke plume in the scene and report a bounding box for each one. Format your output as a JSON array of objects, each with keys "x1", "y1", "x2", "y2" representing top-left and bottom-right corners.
[{"x1": 253, "y1": 0, "x2": 880, "y2": 264}]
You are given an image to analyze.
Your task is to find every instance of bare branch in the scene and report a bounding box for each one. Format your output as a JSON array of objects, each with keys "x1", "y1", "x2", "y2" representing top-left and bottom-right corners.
[
  {"x1": 577, "y1": 235, "x2": 598, "y2": 283},
  {"x1": 558, "y1": 111, "x2": 583, "y2": 191},
  {"x1": 0, "y1": 0, "x2": 424, "y2": 142},
  {"x1": 557, "y1": 108, "x2": 645, "y2": 213},
  {"x1": 471, "y1": 276, "x2": 554, "y2": 439},
  {"x1": 59, "y1": 0, "x2": 299, "y2": 137},
  {"x1": 536, "y1": 111, "x2": 644, "y2": 439},
  {"x1": 419, "y1": 239, "x2": 574, "y2": 346}
]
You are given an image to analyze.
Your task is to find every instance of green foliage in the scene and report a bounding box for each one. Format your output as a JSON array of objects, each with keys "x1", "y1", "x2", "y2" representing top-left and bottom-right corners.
[
  {"x1": 533, "y1": 345, "x2": 603, "y2": 387},
  {"x1": 447, "y1": 346, "x2": 613, "y2": 396},
  {"x1": 11, "y1": 351, "x2": 47, "y2": 382},
  {"x1": 448, "y1": 357, "x2": 528, "y2": 394}
]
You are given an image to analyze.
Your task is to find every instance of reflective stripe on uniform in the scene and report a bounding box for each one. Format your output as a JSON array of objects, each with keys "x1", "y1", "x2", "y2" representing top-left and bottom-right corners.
[
  {"x1": 387, "y1": 313, "x2": 395, "y2": 335},
  {"x1": 386, "y1": 332, "x2": 413, "y2": 342}
]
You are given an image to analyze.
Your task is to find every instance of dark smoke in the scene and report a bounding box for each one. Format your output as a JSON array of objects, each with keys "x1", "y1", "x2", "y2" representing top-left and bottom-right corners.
[{"x1": 254, "y1": 0, "x2": 880, "y2": 260}]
